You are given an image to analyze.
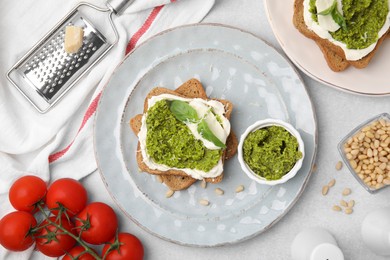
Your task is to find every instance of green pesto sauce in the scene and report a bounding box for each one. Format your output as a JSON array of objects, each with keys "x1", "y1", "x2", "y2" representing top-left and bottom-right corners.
[
  {"x1": 243, "y1": 126, "x2": 302, "y2": 180},
  {"x1": 145, "y1": 100, "x2": 221, "y2": 172},
  {"x1": 309, "y1": 0, "x2": 319, "y2": 22},
  {"x1": 309, "y1": 0, "x2": 389, "y2": 49}
]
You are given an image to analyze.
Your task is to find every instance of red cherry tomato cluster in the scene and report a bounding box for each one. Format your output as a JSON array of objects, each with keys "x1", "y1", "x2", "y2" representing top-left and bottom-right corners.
[{"x1": 0, "y1": 175, "x2": 144, "y2": 260}]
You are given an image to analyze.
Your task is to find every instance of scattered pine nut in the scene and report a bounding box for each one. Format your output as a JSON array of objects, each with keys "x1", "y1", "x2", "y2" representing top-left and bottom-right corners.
[
  {"x1": 342, "y1": 188, "x2": 351, "y2": 196},
  {"x1": 199, "y1": 199, "x2": 210, "y2": 206},
  {"x1": 328, "y1": 179, "x2": 336, "y2": 187},
  {"x1": 348, "y1": 200, "x2": 355, "y2": 208},
  {"x1": 215, "y1": 188, "x2": 224, "y2": 195},
  {"x1": 335, "y1": 161, "x2": 343, "y2": 171},
  {"x1": 165, "y1": 189, "x2": 174, "y2": 198},
  {"x1": 156, "y1": 175, "x2": 163, "y2": 183},
  {"x1": 235, "y1": 185, "x2": 244, "y2": 193},
  {"x1": 344, "y1": 208, "x2": 353, "y2": 215},
  {"x1": 322, "y1": 185, "x2": 329, "y2": 196},
  {"x1": 332, "y1": 205, "x2": 342, "y2": 212},
  {"x1": 340, "y1": 200, "x2": 348, "y2": 207},
  {"x1": 201, "y1": 179, "x2": 207, "y2": 189}
]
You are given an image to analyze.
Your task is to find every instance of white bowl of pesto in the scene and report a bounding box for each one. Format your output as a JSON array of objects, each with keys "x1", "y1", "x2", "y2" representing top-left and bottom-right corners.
[{"x1": 238, "y1": 119, "x2": 305, "y2": 185}]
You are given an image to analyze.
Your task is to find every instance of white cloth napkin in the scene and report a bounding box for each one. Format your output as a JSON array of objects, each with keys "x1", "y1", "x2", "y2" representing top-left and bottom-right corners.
[{"x1": 0, "y1": 0, "x2": 214, "y2": 258}]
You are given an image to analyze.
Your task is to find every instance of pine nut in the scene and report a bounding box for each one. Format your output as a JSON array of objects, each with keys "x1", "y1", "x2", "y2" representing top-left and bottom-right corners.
[
  {"x1": 340, "y1": 200, "x2": 348, "y2": 207},
  {"x1": 345, "y1": 208, "x2": 353, "y2": 215},
  {"x1": 333, "y1": 205, "x2": 342, "y2": 212},
  {"x1": 201, "y1": 179, "x2": 207, "y2": 189},
  {"x1": 348, "y1": 200, "x2": 355, "y2": 208},
  {"x1": 335, "y1": 161, "x2": 343, "y2": 170},
  {"x1": 351, "y1": 149, "x2": 359, "y2": 156},
  {"x1": 328, "y1": 179, "x2": 336, "y2": 187},
  {"x1": 349, "y1": 160, "x2": 357, "y2": 169},
  {"x1": 376, "y1": 183, "x2": 384, "y2": 189},
  {"x1": 322, "y1": 185, "x2": 329, "y2": 196},
  {"x1": 344, "y1": 148, "x2": 352, "y2": 153},
  {"x1": 199, "y1": 199, "x2": 210, "y2": 206},
  {"x1": 342, "y1": 188, "x2": 351, "y2": 196},
  {"x1": 380, "y1": 163, "x2": 387, "y2": 170},
  {"x1": 358, "y1": 155, "x2": 367, "y2": 160},
  {"x1": 235, "y1": 185, "x2": 244, "y2": 193},
  {"x1": 377, "y1": 129, "x2": 386, "y2": 135},
  {"x1": 215, "y1": 188, "x2": 224, "y2": 195},
  {"x1": 166, "y1": 189, "x2": 174, "y2": 198}
]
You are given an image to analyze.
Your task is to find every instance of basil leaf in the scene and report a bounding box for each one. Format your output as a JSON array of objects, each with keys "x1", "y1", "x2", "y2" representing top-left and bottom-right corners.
[
  {"x1": 170, "y1": 100, "x2": 199, "y2": 123},
  {"x1": 332, "y1": 8, "x2": 347, "y2": 31},
  {"x1": 316, "y1": 0, "x2": 347, "y2": 31},
  {"x1": 197, "y1": 119, "x2": 226, "y2": 149},
  {"x1": 317, "y1": 0, "x2": 337, "y2": 15}
]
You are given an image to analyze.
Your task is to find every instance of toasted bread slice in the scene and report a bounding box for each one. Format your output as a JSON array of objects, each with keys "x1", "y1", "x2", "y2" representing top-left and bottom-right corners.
[
  {"x1": 131, "y1": 116, "x2": 237, "y2": 191},
  {"x1": 129, "y1": 79, "x2": 237, "y2": 190},
  {"x1": 175, "y1": 78, "x2": 208, "y2": 99},
  {"x1": 293, "y1": 0, "x2": 389, "y2": 71},
  {"x1": 316, "y1": 42, "x2": 349, "y2": 72}
]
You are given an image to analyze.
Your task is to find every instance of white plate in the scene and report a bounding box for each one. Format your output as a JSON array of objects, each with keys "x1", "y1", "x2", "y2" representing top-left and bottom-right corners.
[
  {"x1": 265, "y1": 0, "x2": 390, "y2": 96},
  {"x1": 94, "y1": 24, "x2": 317, "y2": 247}
]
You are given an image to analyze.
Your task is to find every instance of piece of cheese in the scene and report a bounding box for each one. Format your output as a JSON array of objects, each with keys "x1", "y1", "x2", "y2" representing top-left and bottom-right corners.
[
  {"x1": 316, "y1": 0, "x2": 343, "y2": 32},
  {"x1": 64, "y1": 26, "x2": 84, "y2": 54}
]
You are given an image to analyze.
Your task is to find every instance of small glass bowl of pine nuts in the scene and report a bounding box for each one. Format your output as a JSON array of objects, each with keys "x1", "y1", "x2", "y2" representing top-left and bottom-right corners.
[{"x1": 338, "y1": 113, "x2": 390, "y2": 193}]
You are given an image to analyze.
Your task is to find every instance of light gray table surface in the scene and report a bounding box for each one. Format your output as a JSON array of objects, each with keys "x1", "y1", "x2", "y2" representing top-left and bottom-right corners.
[{"x1": 44, "y1": 1, "x2": 390, "y2": 259}]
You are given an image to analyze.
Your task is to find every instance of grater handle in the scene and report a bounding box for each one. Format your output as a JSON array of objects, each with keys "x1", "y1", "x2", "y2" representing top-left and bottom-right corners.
[{"x1": 106, "y1": 0, "x2": 135, "y2": 15}]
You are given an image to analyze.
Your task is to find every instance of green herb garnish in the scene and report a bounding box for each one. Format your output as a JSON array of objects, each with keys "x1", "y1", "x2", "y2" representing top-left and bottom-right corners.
[
  {"x1": 197, "y1": 119, "x2": 226, "y2": 149},
  {"x1": 317, "y1": 0, "x2": 347, "y2": 31},
  {"x1": 169, "y1": 100, "x2": 199, "y2": 123},
  {"x1": 170, "y1": 100, "x2": 226, "y2": 149}
]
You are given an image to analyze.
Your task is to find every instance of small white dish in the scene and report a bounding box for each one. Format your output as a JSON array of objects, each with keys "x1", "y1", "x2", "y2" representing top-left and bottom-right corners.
[{"x1": 238, "y1": 119, "x2": 305, "y2": 185}]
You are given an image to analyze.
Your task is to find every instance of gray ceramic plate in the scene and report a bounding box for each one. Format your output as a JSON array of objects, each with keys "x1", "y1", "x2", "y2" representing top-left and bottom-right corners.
[{"x1": 94, "y1": 24, "x2": 317, "y2": 247}]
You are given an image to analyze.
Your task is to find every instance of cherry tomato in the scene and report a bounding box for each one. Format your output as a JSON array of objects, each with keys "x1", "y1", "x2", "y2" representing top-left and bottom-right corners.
[
  {"x1": 46, "y1": 178, "x2": 87, "y2": 217},
  {"x1": 75, "y1": 202, "x2": 118, "y2": 245},
  {"x1": 102, "y1": 233, "x2": 144, "y2": 260},
  {"x1": 35, "y1": 216, "x2": 76, "y2": 257},
  {"x1": 9, "y1": 175, "x2": 47, "y2": 212},
  {"x1": 0, "y1": 211, "x2": 37, "y2": 251},
  {"x1": 62, "y1": 246, "x2": 98, "y2": 260}
]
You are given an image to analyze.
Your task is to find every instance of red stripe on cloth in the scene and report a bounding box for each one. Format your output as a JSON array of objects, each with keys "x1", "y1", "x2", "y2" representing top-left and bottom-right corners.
[
  {"x1": 48, "y1": 92, "x2": 102, "y2": 163},
  {"x1": 49, "y1": 4, "x2": 166, "y2": 163},
  {"x1": 125, "y1": 5, "x2": 164, "y2": 54}
]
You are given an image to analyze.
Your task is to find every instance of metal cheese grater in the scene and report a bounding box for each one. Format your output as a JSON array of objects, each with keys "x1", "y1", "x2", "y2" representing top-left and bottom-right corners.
[{"x1": 7, "y1": 0, "x2": 134, "y2": 113}]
